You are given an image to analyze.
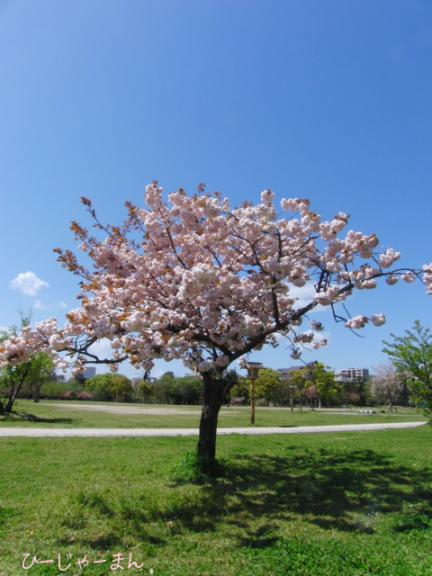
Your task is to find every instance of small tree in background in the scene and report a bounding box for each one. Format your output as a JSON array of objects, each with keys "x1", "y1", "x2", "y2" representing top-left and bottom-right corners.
[
  {"x1": 383, "y1": 321, "x2": 432, "y2": 416},
  {"x1": 21, "y1": 352, "x2": 54, "y2": 403},
  {"x1": 254, "y1": 368, "x2": 281, "y2": 405},
  {"x1": 0, "y1": 315, "x2": 54, "y2": 414},
  {"x1": 135, "y1": 378, "x2": 154, "y2": 403},
  {"x1": 311, "y1": 363, "x2": 341, "y2": 408},
  {"x1": 287, "y1": 369, "x2": 309, "y2": 411},
  {"x1": 229, "y1": 376, "x2": 250, "y2": 404},
  {"x1": 287, "y1": 363, "x2": 340, "y2": 409},
  {"x1": 85, "y1": 373, "x2": 134, "y2": 402},
  {"x1": 369, "y1": 365, "x2": 405, "y2": 412}
]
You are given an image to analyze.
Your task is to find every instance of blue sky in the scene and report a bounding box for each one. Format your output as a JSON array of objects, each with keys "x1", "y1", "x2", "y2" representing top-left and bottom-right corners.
[{"x1": 1, "y1": 0, "x2": 431, "y2": 378}]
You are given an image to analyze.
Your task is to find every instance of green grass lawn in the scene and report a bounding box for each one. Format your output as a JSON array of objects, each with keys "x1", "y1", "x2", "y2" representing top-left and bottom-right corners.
[
  {"x1": 0, "y1": 400, "x2": 426, "y2": 428},
  {"x1": 1, "y1": 427, "x2": 432, "y2": 575}
]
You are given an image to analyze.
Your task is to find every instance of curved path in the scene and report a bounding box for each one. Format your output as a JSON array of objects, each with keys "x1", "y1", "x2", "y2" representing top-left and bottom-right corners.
[{"x1": 0, "y1": 421, "x2": 426, "y2": 438}]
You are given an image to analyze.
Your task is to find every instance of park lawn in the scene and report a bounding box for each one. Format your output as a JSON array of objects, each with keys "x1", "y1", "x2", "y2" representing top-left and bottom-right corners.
[
  {"x1": 0, "y1": 400, "x2": 427, "y2": 428},
  {"x1": 0, "y1": 427, "x2": 432, "y2": 575}
]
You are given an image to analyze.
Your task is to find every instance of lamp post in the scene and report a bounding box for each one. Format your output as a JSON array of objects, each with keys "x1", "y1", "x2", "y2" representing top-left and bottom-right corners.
[
  {"x1": 288, "y1": 385, "x2": 296, "y2": 413},
  {"x1": 242, "y1": 361, "x2": 263, "y2": 425}
]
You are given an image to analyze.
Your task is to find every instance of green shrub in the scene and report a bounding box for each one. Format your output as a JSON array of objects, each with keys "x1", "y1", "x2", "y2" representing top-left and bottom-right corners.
[
  {"x1": 40, "y1": 380, "x2": 86, "y2": 400},
  {"x1": 84, "y1": 373, "x2": 134, "y2": 402}
]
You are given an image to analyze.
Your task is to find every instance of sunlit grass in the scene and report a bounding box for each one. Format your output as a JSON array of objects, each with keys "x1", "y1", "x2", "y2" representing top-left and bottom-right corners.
[
  {"x1": 0, "y1": 427, "x2": 431, "y2": 575},
  {"x1": 0, "y1": 399, "x2": 426, "y2": 429}
]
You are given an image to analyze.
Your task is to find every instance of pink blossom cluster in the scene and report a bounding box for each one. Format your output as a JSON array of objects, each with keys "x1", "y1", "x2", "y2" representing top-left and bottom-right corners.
[
  {"x1": 345, "y1": 313, "x2": 386, "y2": 330},
  {"x1": 423, "y1": 264, "x2": 432, "y2": 294},
  {"x1": 0, "y1": 319, "x2": 58, "y2": 368}
]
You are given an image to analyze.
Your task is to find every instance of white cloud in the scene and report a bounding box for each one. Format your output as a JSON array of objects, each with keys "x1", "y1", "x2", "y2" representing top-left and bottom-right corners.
[
  {"x1": 10, "y1": 271, "x2": 49, "y2": 297},
  {"x1": 289, "y1": 282, "x2": 318, "y2": 309}
]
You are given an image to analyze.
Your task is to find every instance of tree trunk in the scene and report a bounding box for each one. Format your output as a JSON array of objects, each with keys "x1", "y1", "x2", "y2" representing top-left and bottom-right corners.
[
  {"x1": 5, "y1": 383, "x2": 21, "y2": 413},
  {"x1": 32, "y1": 386, "x2": 40, "y2": 403},
  {"x1": 4, "y1": 365, "x2": 30, "y2": 413},
  {"x1": 197, "y1": 372, "x2": 224, "y2": 466}
]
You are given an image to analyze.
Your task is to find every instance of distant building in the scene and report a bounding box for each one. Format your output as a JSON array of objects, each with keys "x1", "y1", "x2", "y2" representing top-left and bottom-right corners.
[
  {"x1": 277, "y1": 362, "x2": 324, "y2": 381},
  {"x1": 82, "y1": 366, "x2": 96, "y2": 381},
  {"x1": 335, "y1": 368, "x2": 369, "y2": 383},
  {"x1": 277, "y1": 367, "x2": 302, "y2": 381}
]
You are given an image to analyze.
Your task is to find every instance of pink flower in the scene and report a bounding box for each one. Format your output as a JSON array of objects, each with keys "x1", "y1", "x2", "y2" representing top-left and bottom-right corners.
[
  {"x1": 386, "y1": 276, "x2": 398, "y2": 286},
  {"x1": 371, "y1": 313, "x2": 385, "y2": 327},
  {"x1": 402, "y1": 273, "x2": 415, "y2": 283},
  {"x1": 260, "y1": 189, "x2": 275, "y2": 206},
  {"x1": 345, "y1": 316, "x2": 368, "y2": 329},
  {"x1": 379, "y1": 249, "x2": 400, "y2": 268}
]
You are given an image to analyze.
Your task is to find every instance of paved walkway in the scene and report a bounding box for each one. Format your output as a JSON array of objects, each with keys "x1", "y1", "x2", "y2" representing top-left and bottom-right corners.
[{"x1": 0, "y1": 421, "x2": 426, "y2": 438}]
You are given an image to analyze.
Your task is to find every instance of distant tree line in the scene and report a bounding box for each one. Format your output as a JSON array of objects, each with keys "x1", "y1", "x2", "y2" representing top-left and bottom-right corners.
[
  {"x1": 2, "y1": 320, "x2": 432, "y2": 416},
  {"x1": 36, "y1": 370, "x2": 236, "y2": 405},
  {"x1": 231, "y1": 363, "x2": 363, "y2": 409},
  {"x1": 0, "y1": 361, "x2": 419, "y2": 412}
]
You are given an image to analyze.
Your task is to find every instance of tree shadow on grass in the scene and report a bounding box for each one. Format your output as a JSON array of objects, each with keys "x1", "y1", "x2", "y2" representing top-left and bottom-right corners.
[
  {"x1": 173, "y1": 448, "x2": 432, "y2": 537},
  {"x1": 60, "y1": 447, "x2": 432, "y2": 550},
  {"x1": 0, "y1": 411, "x2": 73, "y2": 424}
]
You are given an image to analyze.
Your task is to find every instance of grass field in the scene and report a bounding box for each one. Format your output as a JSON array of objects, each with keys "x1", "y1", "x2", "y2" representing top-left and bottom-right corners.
[
  {"x1": 0, "y1": 400, "x2": 427, "y2": 429},
  {"x1": 1, "y1": 426, "x2": 432, "y2": 575}
]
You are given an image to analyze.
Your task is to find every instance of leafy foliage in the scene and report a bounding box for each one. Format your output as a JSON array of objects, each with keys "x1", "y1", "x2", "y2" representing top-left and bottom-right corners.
[
  {"x1": 383, "y1": 321, "x2": 432, "y2": 415},
  {"x1": 151, "y1": 373, "x2": 202, "y2": 405},
  {"x1": 0, "y1": 315, "x2": 54, "y2": 413},
  {"x1": 84, "y1": 373, "x2": 134, "y2": 402}
]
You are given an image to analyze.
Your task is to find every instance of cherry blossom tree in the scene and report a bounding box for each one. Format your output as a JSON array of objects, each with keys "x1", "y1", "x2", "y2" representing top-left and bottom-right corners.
[
  {"x1": 369, "y1": 364, "x2": 405, "y2": 412},
  {"x1": 2, "y1": 182, "x2": 432, "y2": 465},
  {"x1": 0, "y1": 318, "x2": 56, "y2": 413}
]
